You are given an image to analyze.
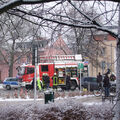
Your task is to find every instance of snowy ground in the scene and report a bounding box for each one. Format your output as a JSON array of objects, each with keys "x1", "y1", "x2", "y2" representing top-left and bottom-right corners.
[
  {"x1": 0, "y1": 84, "x2": 115, "y2": 120},
  {"x1": 0, "y1": 83, "x2": 102, "y2": 104},
  {"x1": 0, "y1": 83, "x2": 111, "y2": 105},
  {"x1": 0, "y1": 95, "x2": 114, "y2": 120},
  {"x1": 0, "y1": 84, "x2": 3, "y2": 89}
]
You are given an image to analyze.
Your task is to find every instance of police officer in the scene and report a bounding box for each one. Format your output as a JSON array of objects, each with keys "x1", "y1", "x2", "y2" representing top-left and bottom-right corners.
[{"x1": 52, "y1": 73, "x2": 58, "y2": 90}]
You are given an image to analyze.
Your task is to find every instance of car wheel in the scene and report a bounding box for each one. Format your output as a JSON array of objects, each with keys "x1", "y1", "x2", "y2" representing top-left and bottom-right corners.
[
  {"x1": 6, "y1": 85, "x2": 11, "y2": 90},
  {"x1": 70, "y1": 81, "x2": 77, "y2": 91}
]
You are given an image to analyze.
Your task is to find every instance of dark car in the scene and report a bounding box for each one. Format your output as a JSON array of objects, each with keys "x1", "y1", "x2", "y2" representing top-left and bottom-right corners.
[
  {"x1": 81, "y1": 77, "x2": 99, "y2": 91},
  {"x1": 3, "y1": 77, "x2": 20, "y2": 90}
]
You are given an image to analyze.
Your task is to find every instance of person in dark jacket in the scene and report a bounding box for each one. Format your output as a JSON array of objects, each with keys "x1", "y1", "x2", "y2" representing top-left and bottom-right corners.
[
  {"x1": 42, "y1": 74, "x2": 50, "y2": 89},
  {"x1": 103, "y1": 73, "x2": 110, "y2": 97},
  {"x1": 97, "y1": 72, "x2": 102, "y2": 88},
  {"x1": 66, "y1": 73, "x2": 71, "y2": 91}
]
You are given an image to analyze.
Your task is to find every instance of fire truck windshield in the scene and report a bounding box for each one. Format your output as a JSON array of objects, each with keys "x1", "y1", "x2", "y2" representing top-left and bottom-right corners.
[{"x1": 17, "y1": 66, "x2": 25, "y2": 75}]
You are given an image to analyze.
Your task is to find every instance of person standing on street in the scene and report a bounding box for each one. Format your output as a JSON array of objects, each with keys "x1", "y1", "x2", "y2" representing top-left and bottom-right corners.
[
  {"x1": 97, "y1": 72, "x2": 102, "y2": 88},
  {"x1": 66, "y1": 73, "x2": 71, "y2": 91},
  {"x1": 37, "y1": 77, "x2": 42, "y2": 91},
  {"x1": 52, "y1": 73, "x2": 58, "y2": 90},
  {"x1": 42, "y1": 74, "x2": 50, "y2": 90},
  {"x1": 103, "y1": 73, "x2": 110, "y2": 97}
]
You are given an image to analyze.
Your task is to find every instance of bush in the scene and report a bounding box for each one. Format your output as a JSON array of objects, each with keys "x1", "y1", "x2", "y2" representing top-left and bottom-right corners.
[{"x1": 0, "y1": 99, "x2": 114, "y2": 120}]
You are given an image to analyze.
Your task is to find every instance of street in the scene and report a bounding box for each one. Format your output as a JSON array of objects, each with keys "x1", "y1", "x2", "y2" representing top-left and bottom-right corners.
[{"x1": 0, "y1": 84, "x2": 103, "y2": 105}]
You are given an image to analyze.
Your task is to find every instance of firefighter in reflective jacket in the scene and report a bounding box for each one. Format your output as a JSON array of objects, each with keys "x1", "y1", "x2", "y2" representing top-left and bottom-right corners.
[
  {"x1": 37, "y1": 77, "x2": 42, "y2": 91},
  {"x1": 52, "y1": 73, "x2": 58, "y2": 89}
]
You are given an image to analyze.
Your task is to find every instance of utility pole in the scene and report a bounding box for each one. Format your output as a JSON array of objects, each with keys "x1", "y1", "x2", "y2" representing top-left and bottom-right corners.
[
  {"x1": 32, "y1": 45, "x2": 38, "y2": 102},
  {"x1": 111, "y1": 44, "x2": 112, "y2": 71}
]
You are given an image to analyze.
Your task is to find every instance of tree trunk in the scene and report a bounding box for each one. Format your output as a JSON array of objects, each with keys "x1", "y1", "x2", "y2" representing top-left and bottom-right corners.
[
  {"x1": 114, "y1": 40, "x2": 120, "y2": 119},
  {"x1": 9, "y1": 62, "x2": 14, "y2": 77},
  {"x1": 8, "y1": 37, "x2": 15, "y2": 77},
  {"x1": 114, "y1": 3, "x2": 120, "y2": 120},
  {"x1": 8, "y1": 54, "x2": 14, "y2": 77}
]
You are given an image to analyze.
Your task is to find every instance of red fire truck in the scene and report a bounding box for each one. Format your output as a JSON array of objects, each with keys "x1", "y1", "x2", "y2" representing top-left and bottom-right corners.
[{"x1": 16, "y1": 55, "x2": 88, "y2": 90}]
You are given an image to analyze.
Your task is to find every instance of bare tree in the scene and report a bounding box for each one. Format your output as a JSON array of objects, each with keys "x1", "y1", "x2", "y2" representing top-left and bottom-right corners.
[{"x1": 0, "y1": 13, "x2": 36, "y2": 77}]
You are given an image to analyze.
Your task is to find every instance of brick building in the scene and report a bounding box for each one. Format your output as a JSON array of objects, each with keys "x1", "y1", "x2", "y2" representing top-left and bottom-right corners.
[{"x1": 0, "y1": 36, "x2": 73, "y2": 81}]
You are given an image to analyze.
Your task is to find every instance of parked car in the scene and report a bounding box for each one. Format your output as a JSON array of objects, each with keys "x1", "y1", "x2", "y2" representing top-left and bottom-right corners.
[
  {"x1": 3, "y1": 77, "x2": 20, "y2": 90},
  {"x1": 81, "y1": 76, "x2": 116, "y2": 91},
  {"x1": 81, "y1": 77, "x2": 98, "y2": 91}
]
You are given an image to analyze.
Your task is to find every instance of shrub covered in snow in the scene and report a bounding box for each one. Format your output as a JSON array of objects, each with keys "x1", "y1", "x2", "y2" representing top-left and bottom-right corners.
[{"x1": 0, "y1": 99, "x2": 114, "y2": 120}]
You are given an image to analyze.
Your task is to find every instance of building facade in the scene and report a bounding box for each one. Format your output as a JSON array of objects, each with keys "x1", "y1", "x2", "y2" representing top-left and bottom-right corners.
[{"x1": 88, "y1": 33, "x2": 116, "y2": 77}]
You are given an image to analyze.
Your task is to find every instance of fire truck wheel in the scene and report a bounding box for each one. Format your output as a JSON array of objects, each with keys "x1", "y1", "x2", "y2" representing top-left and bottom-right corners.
[
  {"x1": 70, "y1": 81, "x2": 77, "y2": 91},
  {"x1": 26, "y1": 85, "x2": 30, "y2": 89}
]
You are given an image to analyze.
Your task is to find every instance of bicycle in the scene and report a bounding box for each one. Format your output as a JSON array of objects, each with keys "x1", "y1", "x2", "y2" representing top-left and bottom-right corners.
[
  {"x1": 93, "y1": 84, "x2": 116, "y2": 97},
  {"x1": 93, "y1": 86, "x2": 104, "y2": 97}
]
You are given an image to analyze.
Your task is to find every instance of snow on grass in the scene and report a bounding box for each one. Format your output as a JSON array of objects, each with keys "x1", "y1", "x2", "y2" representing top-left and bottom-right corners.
[
  {"x1": 0, "y1": 90, "x2": 115, "y2": 119},
  {"x1": 0, "y1": 84, "x2": 3, "y2": 89},
  {"x1": 0, "y1": 98, "x2": 114, "y2": 120}
]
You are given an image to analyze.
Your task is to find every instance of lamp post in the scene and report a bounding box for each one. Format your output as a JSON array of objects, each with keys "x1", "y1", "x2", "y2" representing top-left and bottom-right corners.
[
  {"x1": 32, "y1": 45, "x2": 38, "y2": 102},
  {"x1": 78, "y1": 63, "x2": 84, "y2": 91}
]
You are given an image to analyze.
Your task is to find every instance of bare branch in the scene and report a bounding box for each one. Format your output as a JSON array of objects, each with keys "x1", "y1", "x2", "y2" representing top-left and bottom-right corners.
[
  {"x1": 14, "y1": 9, "x2": 118, "y2": 38},
  {"x1": 0, "y1": 0, "x2": 56, "y2": 15}
]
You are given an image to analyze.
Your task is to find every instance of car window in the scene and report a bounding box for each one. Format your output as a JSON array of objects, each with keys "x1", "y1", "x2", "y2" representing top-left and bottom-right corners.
[
  {"x1": 84, "y1": 78, "x2": 90, "y2": 82},
  {"x1": 83, "y1": 77, "x2": 97, "y2": 82},
  {"x1": 6, "y1": 78, "x2": 18, "y2": 82},
  {"x1": 90, "y1": 78, "x2": 97, "y2": 82},
  {"x1": 6, "y1": 79, "x2": 11, "y2": 81},
  {"x1": 41, "y1": 65, "x2": 48, "y2": 72},
  {"x1": 12, "y1": 78, "x2": 18, "y2": 81},
  {"x1": 27, "y1": 67, "x2": 34, "y2": 74}
]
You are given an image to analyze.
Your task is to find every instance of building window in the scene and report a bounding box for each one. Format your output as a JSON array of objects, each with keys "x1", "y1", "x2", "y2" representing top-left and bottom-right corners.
[
  {"x1": 104, "y1": 35, "x2": 107, "y2": 40},
  {"x1": 27, "y1": 55, "x2": 31, "y2": 64},
  {"x1": 107, "y1": 62, "x2": 110, "y2": 69},
  {"x1": 17, "y1": 57, "x2": 21, "y2": 64},
  {"x1": 101, "y1": 47, "x2": 106, "y2": 56},
  {"x1": 101, "y1": 61, "x2": 106, "y2": 69}
]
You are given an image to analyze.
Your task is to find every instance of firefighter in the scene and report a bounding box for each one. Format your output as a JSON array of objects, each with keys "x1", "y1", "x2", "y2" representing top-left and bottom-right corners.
[
  {"x1": 37, "y1": 77, "x2": 42, "y2": 91},
  {"x1": 52, "y1": 73, "x2": 58, "y2": 90},
  {"x1": 42, "y1": 73, "x2": 50, "y2": 90},
  {"x1": 66, "y1": 73, "x2": 71, "y2": 91}
]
